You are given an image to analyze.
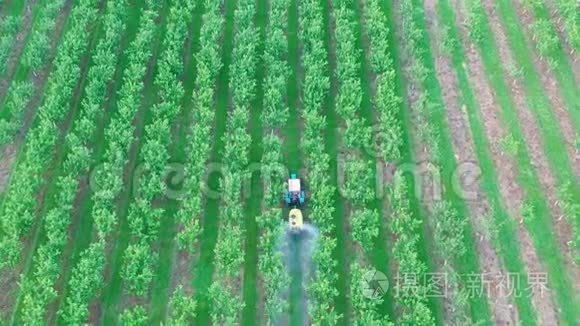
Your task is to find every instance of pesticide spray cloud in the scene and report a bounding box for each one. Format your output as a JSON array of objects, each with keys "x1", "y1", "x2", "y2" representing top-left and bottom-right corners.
[{"x1": 275, "y1": 223, "x2": 320, "y2": 325}]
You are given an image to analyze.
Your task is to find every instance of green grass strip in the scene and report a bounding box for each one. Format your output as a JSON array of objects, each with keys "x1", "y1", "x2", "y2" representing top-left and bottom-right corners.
[
  {"x1": 399, "y1": 0, "x2": 494, "y2": 323},
  {"x1": 286, "y1": 0, "x2": 305, "y2": 323},
  {"x1": 148, "y1": 1, "x2": 206, "y2": 323},
  {"x1": 0, "y1": 0, "x2": 68, "y2": 105},
  {"x1": 99, "y1": 3, "x2": 171, "y2": 324},
  {"x1": 241, "y1": 0, "x2": 267, "y2": 321},
  {"x1": 320, "y1": 0, "x2": 349, "y2": 321},
  {"x1": 2, "y1": 0, "x2": 24, "y2": 17},
  {"x1": 0, "y1": 0, "x2": 40, "y2": 82},
  {"x1": 521, "y1": 2, "x2": 580, "y2": 134},
  {"x1": 0, "y1": 0, "x2": 98, "y2": 266},
  {"x1": 437, "y1": 1, "x2": 538, "y2": 324},
  {"x1": 285, "y1": 0, "x2": 301, "y2": 174},
  {"x1": 192, "y1": 0, "x2": 236, "y2": 322},
  {"x1": 377, "y1": 1, "x2": 445, "y2": 323},
  {"x1": 49, "y1": 1, "x2": 145, "y2": 322},
  {"x1": 465, "y1": 0, "x2": 578, "y2": 323},
  {"x1": 0, "y1": 0, "x2": 26, "y2": 75},
  {"x1": 350, "y1": 0, "x2": 397, "y2": 320},
  {"x1": 494, "y1": 0, "x2": 580, "y2": 218},
  {"x1": 9, "y1": 1, "x2": 126, "y2": 323}
]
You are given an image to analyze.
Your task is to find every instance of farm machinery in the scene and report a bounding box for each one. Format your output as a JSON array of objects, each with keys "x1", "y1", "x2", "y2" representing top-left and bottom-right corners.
[
  {"x1": 284, "y1": 173, "x2": 305, "y2": 232},
  {"x1": 280, "y1": 172, "x2": 318, "y2": 321}
]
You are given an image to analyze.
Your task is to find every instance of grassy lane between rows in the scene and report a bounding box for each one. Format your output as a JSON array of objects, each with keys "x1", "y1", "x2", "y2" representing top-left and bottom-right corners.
[
  {"x1": 53, "y1": 3, "x2": 161, "y2": 323},
  {"x1": 285, "y1": 0, "x2": 301, "y2": 174},
  {"x1": 163, "y1": 0, "x2": 226, "y2": 322},
  {"x1": 286, "y1": 0, "x2": 304, "y2": 323},
  {"x1": 378, "y1": 0, "x2": 444, "y2": 322},
  {"x1": 147, "y1": 1, "x2": 205, "y2": 323},
  {"x1": 201, "y1": 0, "x2": 258, "y2": 321},
  {"x1": 47, "y1": 1, "x2": 145, "y2": 322},
  {"x1": 0, "y1": 0, "x2": 27, "y2": 77},
  {"x1": 0, "y1": 0, "x2": 69, "y2": 152},
  {"x1": 465, "y1": 0, "x2": 577, "y2": 323},
  {"x1": 9, "y1": 1, "x2": 121, "y2": 323},
  {"x1": 494, "y1": 0, "x2": 580, "y2": 207},
  {"x1": 518, "y1": 1, "x2": 580, "y2": 134},
  {"x1": 192, "y1": 0, "x2": 236, "y2": 322},
  {"x1": 358, "y1": 0, "x2": 439, "y2": 324},
  {"x1": 320, "y1": 0, "x2": 349, "y2": 322},
  {"x1": 297, "y1": 0, "x2": 342, "y2": 323},
  {"x1": 350, "y1": 0, "x2": 397, "y2": 319},
  {"x1": 493, "y1": 0, "x2": 580, "y2": 253},
  {"x1": 241, "y1": 0, "x2": 267, "y2": 322},
  {"x1": 0, "y1": 0, "x2": 99, "y2": 270},
  {"x1": 437, "y1": 1, "x2": 537, "y2": 323},
  {"x1": 389, "y1": 0, "x2": 494, "y2": 323},
  {"x1": 98, "y1": 2, "x2": 171, "y2": 323}
]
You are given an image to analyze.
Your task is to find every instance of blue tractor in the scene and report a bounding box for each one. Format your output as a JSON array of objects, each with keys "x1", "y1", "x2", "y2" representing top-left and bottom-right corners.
[{"x1": 284, "y1": 173, "x2": 305, "y2": 206}]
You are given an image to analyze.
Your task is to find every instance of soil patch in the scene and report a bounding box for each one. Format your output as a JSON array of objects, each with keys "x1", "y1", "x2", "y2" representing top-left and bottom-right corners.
[
  {"x1": 0, "y1": 269, "x2": 18, "y2": 320},
  {"x1": 543, "y1": 0, "x2": 580, "y2": 83},
  {"x1": 512, "y1": 0, "x2": 580, "y2": 180},
  {"x1": 0, "y1": 143, "x2": 16, "y2": 192},
  {"x1": 390, "y1": 0, "x2": 458, "y2": 322},
  {"x1": 423, "y1": 0, "x2": 517, "y2": 324},
  {"x1": 451, "y1": 0, "x2": 560, "y2": 324},
  {"x1": 482, "y1": 0, "x2": 579, "y2": 286}
]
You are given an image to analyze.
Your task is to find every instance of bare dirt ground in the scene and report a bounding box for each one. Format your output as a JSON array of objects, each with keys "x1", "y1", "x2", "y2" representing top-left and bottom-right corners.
[
  {"x1": 0, "y1": 144, "x2": 16, "y2": 192},
  {"x1": 511, "y1": 0, "x2": 580, "y2": 181},
  {"x1": 482, "y1": 0, "x2": 579, "y2": 287},
  {"x1": 423, "y1": 1, "x2": 517, "y2": 324},
  {"x1": 0, "y1": 264, "x2": 20, "y2": 320},
  {"x1": 543, "y1": 0, "x2": 580, "y2": 84},
  {"x1": 169, "y1": 247, "x2": 196, "y2": 298},
  {"x1": 450, "y1": 1, "x2": 560, "y2": 324}
]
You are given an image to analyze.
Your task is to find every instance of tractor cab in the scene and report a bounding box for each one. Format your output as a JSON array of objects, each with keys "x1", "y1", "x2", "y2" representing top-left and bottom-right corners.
[{"x1": 284, "y1": 173, "x2": 305, "y2": 207}]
